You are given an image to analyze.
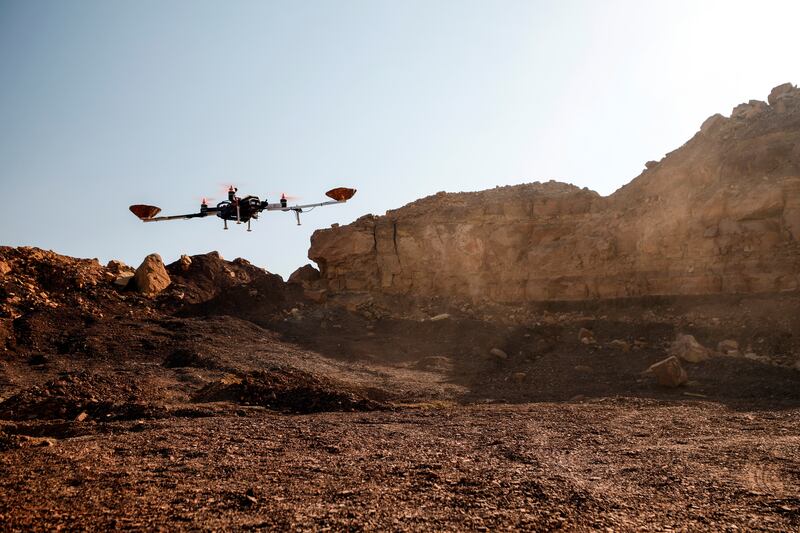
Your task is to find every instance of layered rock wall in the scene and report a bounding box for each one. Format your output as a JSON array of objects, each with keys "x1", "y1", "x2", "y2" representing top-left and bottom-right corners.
[{"x1": 309, "y1": 84, "x2": 800, "y2": 303}]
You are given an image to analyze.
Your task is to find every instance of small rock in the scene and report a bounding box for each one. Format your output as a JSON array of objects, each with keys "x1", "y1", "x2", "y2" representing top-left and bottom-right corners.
[
  {"x1": 608, "y1": 339, "x2": 630, "y2": 352},
  {"x1": 574, "y1": 365, "x2": 593, "y2": 374},
  {"x1": 669, "y1": 333, "x2": 710, "y2": 363},
  {"x1": 429, "y1": 313, "x2": 451, "y2": 322},
  {"x1": 511, "y1": 372, "x2": 527, "y2": 384},
  {"x1": 113, "y1": 272, "x2": 134, "y2": 288},
  {"x1": 106, "y1": 259, "x2": 131, "y2": 274},
  {"x1": 717, "y1": 339, "x2": 740, "y2": 356},
  {"x1": 489, "y1": 348, "x2": 508, "y2": 360},
  {"x1": 645, "y1": 160, "x2": 658, "y2": 169},
  {"x1": 646, "y1": 356, "x2": 688, "y2": 387},
  {"x1": 744, "y1": 352, "x2": 769, "y2": 363},
  {"x1": 578, "y1": 328, "x2": 596, "y2": 345},
  {"x1": 0, "y1": 260, "x2": 12, "y2": 277},
  {"x1": 75, "y1": 411, "x2": 89, "y2": 422},
  {"x1": 179, "y1": 254, "x2": 192, "y2": 272}
]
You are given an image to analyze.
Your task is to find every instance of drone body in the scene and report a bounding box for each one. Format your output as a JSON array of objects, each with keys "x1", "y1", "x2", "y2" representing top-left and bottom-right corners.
[{"x1": 130, "y1": 186, "x2": 356, "y2": 231}]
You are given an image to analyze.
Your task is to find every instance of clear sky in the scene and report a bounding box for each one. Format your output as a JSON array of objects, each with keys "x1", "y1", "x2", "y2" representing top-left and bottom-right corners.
[{"x1": 1, "y1": 0, "x2": 799, "y2": 277}]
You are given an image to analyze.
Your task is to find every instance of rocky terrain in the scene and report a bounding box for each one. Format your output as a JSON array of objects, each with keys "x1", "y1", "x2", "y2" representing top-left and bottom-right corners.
[{"x1": 1, "y1": 84, "x2": 800, "y2": 531}]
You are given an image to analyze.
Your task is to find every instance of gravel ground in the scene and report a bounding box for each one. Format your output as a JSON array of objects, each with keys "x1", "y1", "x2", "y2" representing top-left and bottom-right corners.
[{"x1": 1, "y1": 400, "x2": 798, "y2": 531}]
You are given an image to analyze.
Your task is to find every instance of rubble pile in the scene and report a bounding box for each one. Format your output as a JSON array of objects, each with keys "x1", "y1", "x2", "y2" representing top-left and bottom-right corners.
[
  {"x1": 193, "y1": 368, "x2": 384, "y2": 413},
  {"x1": 0, "y1": 371, "x2": 165, "y2": 421}
]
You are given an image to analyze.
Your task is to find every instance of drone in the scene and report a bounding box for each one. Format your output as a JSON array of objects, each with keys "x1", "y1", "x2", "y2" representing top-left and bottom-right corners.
[{"x1": 129, "y1": 186, "x2": 356, "y2": 231}]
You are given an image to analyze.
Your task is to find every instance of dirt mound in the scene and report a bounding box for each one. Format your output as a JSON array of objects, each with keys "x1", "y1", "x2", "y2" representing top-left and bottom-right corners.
[
  {"x1": 193, "y1": 368, "x2": 384, "y2": 413},
  {"x1": 0, "y1": 371, "x2": 166, "y2": 421},
  {"x1": 0, "y1": 246, "x2": 108, "y2": 320},
  {"x1": 166, "y1": 252, "x2": 302, "y2": 321}
]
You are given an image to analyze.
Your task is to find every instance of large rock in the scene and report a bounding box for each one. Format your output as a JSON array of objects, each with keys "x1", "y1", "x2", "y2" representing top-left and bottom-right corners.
[
  {"x1": 288, "y1": 264, "x2": 321, "y2": 287},
  {"x1": 669, "y1": 334, "x2": 710, "y2": 363},
  {"x1": 768, "y1": 82, "x2": 798, "y2": 105},
  {"x1": 133, "y1": 254, "x2": 171, "y2": 295},
  {"x1": 308, "y1": 84, "x2": 800, "y2": 305},
  {"x1": 647, "y1": 356, "x2": 688, "y2": 387}
]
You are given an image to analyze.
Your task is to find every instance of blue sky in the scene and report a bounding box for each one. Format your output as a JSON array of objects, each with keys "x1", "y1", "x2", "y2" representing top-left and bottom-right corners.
[{"x1": 1, "y1": 0, "x2": 798, "y2": 277}]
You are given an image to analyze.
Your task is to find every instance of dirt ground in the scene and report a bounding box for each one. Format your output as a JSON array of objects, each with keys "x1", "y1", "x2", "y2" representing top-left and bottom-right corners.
[{"x1": 1, "y1": 248, "x2": 799, "y2": 530}]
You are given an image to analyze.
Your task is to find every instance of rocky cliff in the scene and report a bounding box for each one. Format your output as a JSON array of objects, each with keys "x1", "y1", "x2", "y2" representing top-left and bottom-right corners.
[{"x1": 308, "y1": 83, "x2": 800, "y2": 304}]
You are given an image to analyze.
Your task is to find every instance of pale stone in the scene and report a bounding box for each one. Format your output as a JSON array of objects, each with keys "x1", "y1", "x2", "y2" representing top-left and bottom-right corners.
[
  {"x1": 647, "y1": 356, "x2": 688, "y2": 387},
  {"x1": 717, "y1": 339, "x2": 740, "y2": 356},
  {"x1": 489, "y1": 348, "x2": 508, "y2": 360},
  {"x1": 578, "y1": 328, "x2": 596, "y2": 345},
  {"x1": 133, "y1": 254, "x2": 171, "y2": 295},
  {"x1": 669, "y1": 334, "x2": 710, "y2": 363}
]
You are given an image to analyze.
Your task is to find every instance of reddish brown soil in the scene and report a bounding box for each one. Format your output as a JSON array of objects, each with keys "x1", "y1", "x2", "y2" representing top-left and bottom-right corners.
[{"x1": 1, "y1": 247, "x2": 799, "y2": 530}]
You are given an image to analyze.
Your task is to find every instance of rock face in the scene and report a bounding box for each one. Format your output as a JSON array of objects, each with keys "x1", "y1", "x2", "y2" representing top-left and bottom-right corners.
[
  {"x1": 309, "y1": 84, "x2": 800, "y2": 304},
  {"x1": 133, "y1": 254, "x2": 171, "y2": 296}
]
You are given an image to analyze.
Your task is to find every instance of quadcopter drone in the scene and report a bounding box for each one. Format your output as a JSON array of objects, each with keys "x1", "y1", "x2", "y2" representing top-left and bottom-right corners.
[{"x1": 129, "y1": 186, "x2": 356, "y2": 231}]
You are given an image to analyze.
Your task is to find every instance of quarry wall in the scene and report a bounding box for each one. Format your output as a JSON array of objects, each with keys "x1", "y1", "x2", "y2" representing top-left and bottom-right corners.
[{"x1": 308, "y1": 84, "x2": 800, "y2": 303}]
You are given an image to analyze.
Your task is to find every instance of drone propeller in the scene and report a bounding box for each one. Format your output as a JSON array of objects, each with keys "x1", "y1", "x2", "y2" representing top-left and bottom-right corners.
[
  {"x1": 130, "y1": 204, "x2": 162, "y2": 220},
  {"x1": 194, "y1": 195, "x2": 216, "y2": 205}
]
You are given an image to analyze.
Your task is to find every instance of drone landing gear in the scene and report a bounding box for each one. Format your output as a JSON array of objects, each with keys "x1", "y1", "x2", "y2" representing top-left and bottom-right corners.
[
  {"x1": 293, "y1": 208, "x2": 302, "y2": 226},
  {"x1": 223, "y1": 219, "x2": 228, "y2": 230},
  {"x1": 247, "y1": 220, "x2": 251, "y2": 232}
]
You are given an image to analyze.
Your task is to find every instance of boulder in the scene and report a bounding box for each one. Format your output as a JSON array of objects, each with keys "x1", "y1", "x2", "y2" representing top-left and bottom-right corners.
[
  {"x1": 288, "y1": 264, "x2": 320, "y2": 287},
  {"x1": 179, "y1": 254, "x2": 192, "y2": 272},
  {"x1": 133, "y1": 254, "x2": 171, "y2": 296},
  {"x1": 647, "y1": 356, "x2": 688, "y2": 387},
  {"x1": 768, "y1": 82, "x2": 797, "y2": 105},
  {"x1": 669, "y1": 334, "x2": 710, "y2": 363}
]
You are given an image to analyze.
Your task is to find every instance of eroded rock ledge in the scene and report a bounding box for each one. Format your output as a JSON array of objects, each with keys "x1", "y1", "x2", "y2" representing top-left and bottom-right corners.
[{"x1": 308, "y1": 83, "x2": 800, "y2": 304}]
